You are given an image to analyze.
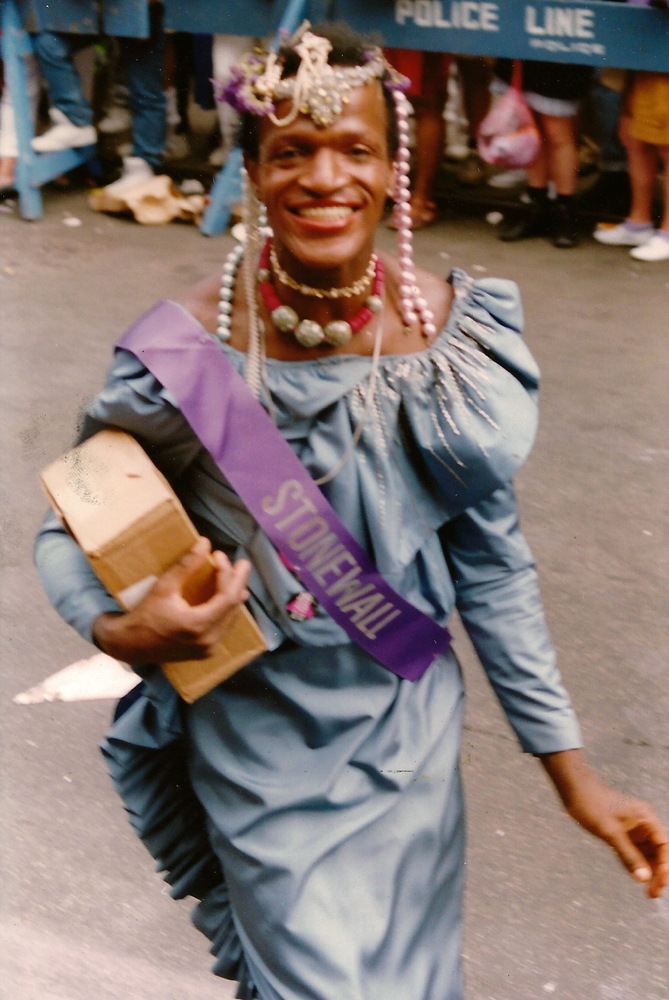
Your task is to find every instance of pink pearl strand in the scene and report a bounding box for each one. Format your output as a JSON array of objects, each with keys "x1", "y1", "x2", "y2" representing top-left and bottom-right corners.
[{"x1": 392, "y1": 90, "x2": 437, "y2": 341}]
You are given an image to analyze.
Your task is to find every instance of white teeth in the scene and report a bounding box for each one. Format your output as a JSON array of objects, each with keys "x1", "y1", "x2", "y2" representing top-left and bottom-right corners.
[{"x1": 296, "y1": 206, "x2": 353, "y2": 219}]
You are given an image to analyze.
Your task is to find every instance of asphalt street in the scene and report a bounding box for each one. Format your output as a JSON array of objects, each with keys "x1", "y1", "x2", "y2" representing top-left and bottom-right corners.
[{"x1": 1, "y1": 179, "x2": 668, "y2": 1000}]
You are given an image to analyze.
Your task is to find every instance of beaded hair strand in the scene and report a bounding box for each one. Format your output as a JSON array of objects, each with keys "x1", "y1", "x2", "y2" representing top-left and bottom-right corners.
[{"x1": 391, "y1": 90, "x2": 437, "y2": 339}]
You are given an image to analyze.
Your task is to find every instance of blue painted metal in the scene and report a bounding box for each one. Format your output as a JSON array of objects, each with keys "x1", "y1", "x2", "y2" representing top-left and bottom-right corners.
[
  {"x1": 199, "y1": 146, "x2": 244, "y2": 237},
  {"x1": 164, "y1": 0, "x2": 279, "y2": 35},
  {"x1": 15, "y1": 0, "x2": 148, "y2": 35},
  {"x1": 17, "y1": 0, "x2": 99, "y2": 34},
  {"x1": 1, "y1": 0, "x2": 98, "y2": 220},
  {"x1": 102, "y1": 0, "x2": 149, "y2": 38},
  {"x1": 329, "y1": 0, "x2": 669, "y2": 72}
]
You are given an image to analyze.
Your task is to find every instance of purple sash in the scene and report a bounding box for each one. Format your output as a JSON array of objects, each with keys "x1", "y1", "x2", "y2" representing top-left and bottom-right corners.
[{"x1": 117, "y1": 301, "x2": 452, "y2": 681}]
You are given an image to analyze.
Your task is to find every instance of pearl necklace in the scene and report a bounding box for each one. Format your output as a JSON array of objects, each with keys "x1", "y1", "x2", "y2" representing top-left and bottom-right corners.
[
  {"x1": 216, "y1": 241, "x2": 384, "y2": 348},
  {"x1": 258, "y1": 240, "x2": 384, "y2": 348},
  {"x1": 216, "y1": 240, "x2": 245, "y2": 343}
]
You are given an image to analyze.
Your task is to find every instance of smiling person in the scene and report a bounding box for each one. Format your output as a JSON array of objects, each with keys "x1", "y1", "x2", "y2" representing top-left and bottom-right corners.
[{"x1": 35, "y1": 22, "x2": 668, "y2": 1000}]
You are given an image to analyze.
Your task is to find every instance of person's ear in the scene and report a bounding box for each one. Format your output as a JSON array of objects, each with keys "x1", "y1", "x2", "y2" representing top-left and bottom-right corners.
[{"x1": 244, "y1": 157, "x2": 260, "y2": 193}]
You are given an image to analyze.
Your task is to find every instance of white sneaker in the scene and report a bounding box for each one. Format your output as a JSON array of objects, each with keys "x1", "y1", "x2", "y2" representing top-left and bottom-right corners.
[
  {"x1": 630, "y1": 233, "x2": 669, "y2": 262},
  {"x1": 103, "y1": 156, "x2": 153, "y2": 195},
  {"x1": 97, "y1": 106, "x2": 131, "y2": 134},
  {"x1": 593, "y1": 221, "x2": 654, "y2": 246},
  {"x1": 32, "y1": 108, "x2": 96, "y2": 152}
]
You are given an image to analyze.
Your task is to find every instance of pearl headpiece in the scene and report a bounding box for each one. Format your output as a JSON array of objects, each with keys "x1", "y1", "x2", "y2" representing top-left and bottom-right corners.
[{"x1": 215, "y1": 22, "x2": 409, "y2": 128}]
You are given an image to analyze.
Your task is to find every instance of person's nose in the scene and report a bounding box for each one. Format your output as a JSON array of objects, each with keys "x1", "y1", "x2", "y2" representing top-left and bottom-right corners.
[{"x1": 300, "y1": 148, "x2": 347, "y2": 193}]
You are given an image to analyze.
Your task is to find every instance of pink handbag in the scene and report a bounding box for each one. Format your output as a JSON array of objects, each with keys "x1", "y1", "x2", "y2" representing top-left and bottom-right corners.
[{"x1": 477, "y1": 61, "x2": 541, "y2": 169}]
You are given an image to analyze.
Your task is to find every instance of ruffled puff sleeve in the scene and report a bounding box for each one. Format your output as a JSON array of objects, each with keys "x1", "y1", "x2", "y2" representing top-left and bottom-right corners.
[{"x1": 390, "y1": 269, "x2": 541, "y2": 519}]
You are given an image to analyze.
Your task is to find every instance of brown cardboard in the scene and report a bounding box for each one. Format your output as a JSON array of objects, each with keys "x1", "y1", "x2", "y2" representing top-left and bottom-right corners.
[{"x1": 41, "y1": 429, "x2": 267, "y2": 701}]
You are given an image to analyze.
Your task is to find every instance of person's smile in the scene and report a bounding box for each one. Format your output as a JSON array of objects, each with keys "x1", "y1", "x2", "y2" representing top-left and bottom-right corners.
[{"x1": 286, "y1": 200, "x2": 361, "y2": 231}]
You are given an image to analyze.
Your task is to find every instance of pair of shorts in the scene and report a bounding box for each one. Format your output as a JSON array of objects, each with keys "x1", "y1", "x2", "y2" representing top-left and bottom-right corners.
[
  {"x1": 628, "y1": 72, "x2": 669, "y2": 145},
  {"x1": 384, "y1": 48, "x2": 452, "y2": 99},
  {"x1": 491, "y1": 77, "x2": 579, "y2": 117}
]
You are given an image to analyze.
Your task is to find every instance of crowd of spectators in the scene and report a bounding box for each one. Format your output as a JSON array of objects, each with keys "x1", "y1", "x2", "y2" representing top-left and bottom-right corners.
[{"x1": 1, "y1": 2, "x2": 667, "y2": 259}]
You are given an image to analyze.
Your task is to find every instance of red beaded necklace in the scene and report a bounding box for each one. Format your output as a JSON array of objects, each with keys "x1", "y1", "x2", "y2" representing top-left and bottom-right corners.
[{"x1": 257, "y1": 240, "x2": 385, "y2": 348}]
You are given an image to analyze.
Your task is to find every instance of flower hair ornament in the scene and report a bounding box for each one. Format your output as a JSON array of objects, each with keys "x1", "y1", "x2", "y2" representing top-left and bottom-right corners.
[{"x1": 214, "y1": 22, "x2": 437, "y2": 364}]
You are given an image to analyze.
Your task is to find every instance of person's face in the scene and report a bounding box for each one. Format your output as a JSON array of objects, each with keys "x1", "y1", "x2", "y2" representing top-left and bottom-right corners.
[{"x1": 246, "y1": 81, "x2": 395, "y2": 283}]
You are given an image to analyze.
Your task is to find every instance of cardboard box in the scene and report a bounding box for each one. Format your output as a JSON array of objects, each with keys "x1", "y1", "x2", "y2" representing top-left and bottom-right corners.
[{"x1": 41, "y1": 429, "x2": 267, "y2": 702}]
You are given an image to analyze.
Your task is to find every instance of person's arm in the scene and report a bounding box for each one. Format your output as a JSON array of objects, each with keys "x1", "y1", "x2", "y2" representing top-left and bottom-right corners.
[
  {"x1": 540, "y1": 748, "x2": 669, "y2": 898},
  {"x1": 441, "y1": 483, "x2": 668, "y2": 897},
  {"x1": 35, "y1": 344, "x2": 249, "y2": 665}
]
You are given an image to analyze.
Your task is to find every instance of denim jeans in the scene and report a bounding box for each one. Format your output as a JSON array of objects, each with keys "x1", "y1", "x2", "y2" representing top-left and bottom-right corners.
[
  {"x1": 32, "y1": 2, "x2": 166, "y2": 170},
  {"x1": 31, "y1": 31, "x2": 95, "y2": 128}
]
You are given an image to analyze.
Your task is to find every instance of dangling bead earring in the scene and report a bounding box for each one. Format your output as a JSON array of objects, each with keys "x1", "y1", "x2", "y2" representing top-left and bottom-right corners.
[{"x1": 392, "y1": 90, "x2": 437, "y2": 341}]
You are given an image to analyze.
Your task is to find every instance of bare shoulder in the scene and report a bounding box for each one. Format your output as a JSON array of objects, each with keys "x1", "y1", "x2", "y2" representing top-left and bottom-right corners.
[
  {"x1": 174, "y1": 269, "x2": 220, "y2": 334},
  {"x1": 380, "y1": 253, "x2": 454, "y2": 333},
  {"x1": 415, "y1": 261, "x2": 453, "y2": 311}
]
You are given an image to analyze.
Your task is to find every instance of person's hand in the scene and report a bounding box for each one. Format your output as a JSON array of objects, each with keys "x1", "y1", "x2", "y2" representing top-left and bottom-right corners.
[
  {"x1": 540, "y1": 749, "x2": 669, "y2": 899},
  {"x1": 93, "y1": 537, "x2": 251, "y2": 665}
]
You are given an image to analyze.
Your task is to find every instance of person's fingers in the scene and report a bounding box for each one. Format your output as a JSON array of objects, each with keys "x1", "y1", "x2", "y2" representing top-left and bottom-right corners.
[
  {"x1": 606, "y1": 812, "x2": 669, "y2": 897},
  {"x1": 211, "y1": 555, "x2": 252, "y2": 608},
  {"x1": 647, "y1": 840, "x2": 669, "y2": 898},
  {"x1": 606, "y1": 827, "x2": 653, "y2": 884},
  {"x1": 156, "y1": 537, "x2": 213, "y2": 594}
]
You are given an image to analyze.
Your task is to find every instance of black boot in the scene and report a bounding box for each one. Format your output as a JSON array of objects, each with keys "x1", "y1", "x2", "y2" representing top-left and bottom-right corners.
[
  {"x1": 499, "y1": 188, "x2": 551, "y2": 242},
  {"x1": 551, "y1": 196, "x2": 580, "y2": 248}
]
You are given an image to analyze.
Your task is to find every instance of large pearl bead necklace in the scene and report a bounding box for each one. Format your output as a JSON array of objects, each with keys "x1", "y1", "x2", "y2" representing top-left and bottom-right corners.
[{"x1": 217, "y1": 240, "x2": 385, "y2": 348}]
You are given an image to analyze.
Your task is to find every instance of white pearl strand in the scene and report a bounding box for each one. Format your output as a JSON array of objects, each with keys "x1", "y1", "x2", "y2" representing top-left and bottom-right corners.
[
  {"x1": 391, "y1": 90, "x2": 437, "y2": 341},
  {"x1": 217, "y1": 240, "x2": 244, "y2": 343}
]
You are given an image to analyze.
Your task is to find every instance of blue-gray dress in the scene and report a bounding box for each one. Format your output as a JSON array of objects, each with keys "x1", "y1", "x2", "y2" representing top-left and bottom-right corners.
[{"x1": 35, "y1": 269, "x2": 582, "y2": 1000}]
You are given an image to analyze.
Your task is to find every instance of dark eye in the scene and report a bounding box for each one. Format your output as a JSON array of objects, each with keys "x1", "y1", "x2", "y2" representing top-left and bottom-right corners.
[
  {"x1": 349, "y1": 145, "x2": 372, "y2": 159},
  {"x1": 273, "y1": 146, "x2": 303, "y2": 163}
]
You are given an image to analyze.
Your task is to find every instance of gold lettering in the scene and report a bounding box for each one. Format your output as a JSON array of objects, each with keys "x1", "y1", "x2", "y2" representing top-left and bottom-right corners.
[
  {"x1": 261, "y1": 478, "x2": 302, "y2": 516},
  {"x1": 309, "y1": 545, "x2": 356, "y2": 584},
  {"x1": 287, "y1": 516, "x2": 329, "y2": 550},
  {"x1": 359, "y1": 608, "x2": 402, "y2": 639},
  {"x1": 275, "y1": 494, "x2": 318, "y2": 531},
  {"x1": 327, "y1": 566, "x2": 364, "y2": 599},
  {"x1": 336, "y1": 584, "x2": 376, "y2": 612},
  {"x1": 345, "y1": 593, "x2": 385, "y2": 622}
]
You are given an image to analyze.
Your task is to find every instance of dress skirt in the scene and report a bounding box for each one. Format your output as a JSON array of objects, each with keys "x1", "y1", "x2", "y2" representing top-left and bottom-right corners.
[{"x1": 103, "y1": 642, "x2": 467, "y2": 1000}]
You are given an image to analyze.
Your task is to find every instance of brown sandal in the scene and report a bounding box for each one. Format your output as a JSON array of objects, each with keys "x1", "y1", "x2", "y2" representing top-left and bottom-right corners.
[{"x1": 386, "y1": 198, "x2": 438, "y2": 230}]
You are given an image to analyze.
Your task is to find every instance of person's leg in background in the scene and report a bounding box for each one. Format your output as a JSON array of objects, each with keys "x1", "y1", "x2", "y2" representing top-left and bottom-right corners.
[
  {"x1": 581, "y1": 71, "x2": 630, "y2": 219},
  {"x1": 108, "y1": 0, "x2": 166, "y2": 189},
  {"x1": 538, "y1": 111, "x2": 581, "y2": 247},
  {"x1": 455, "y1": 55, "x2": 492, "y2": 186},
  {"x1": 500, "y1": 110, "x2": 582, "y2": 247},
  {"x1": 405, "y1": 51, "x2": 450, "y2": 227},
  {"x1": 31, "y1": 32, "x2": 97, "y2": 151},
  {"x1": 210, "y1": 34, "x2": 255, "y2": 167},
  {"x1": 594, "y1": 72, "x2": 669, "y2": 259}
]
